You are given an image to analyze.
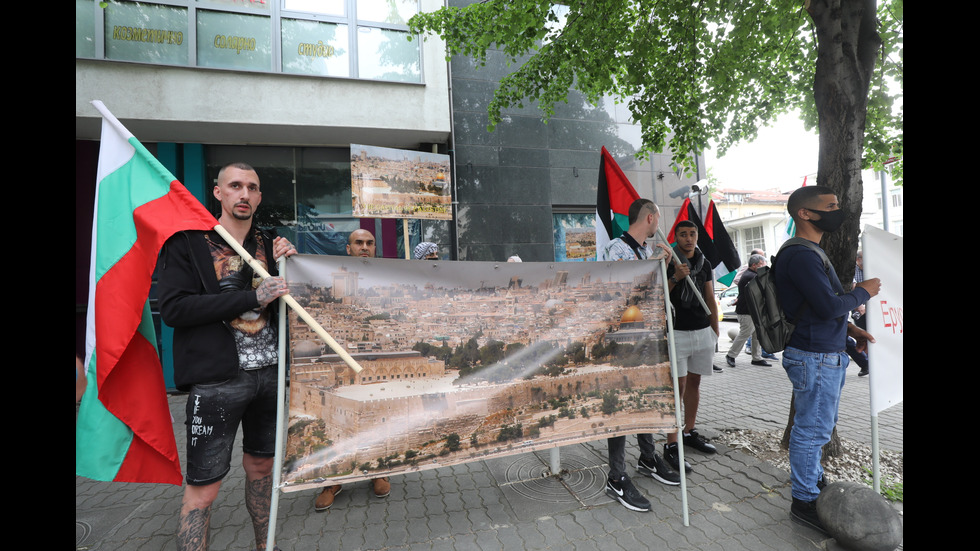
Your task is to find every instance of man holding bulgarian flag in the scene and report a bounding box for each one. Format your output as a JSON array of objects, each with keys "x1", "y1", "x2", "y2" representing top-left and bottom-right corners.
[{"x1": 78, "y1": 102, "x2": 295, "y2": 551}]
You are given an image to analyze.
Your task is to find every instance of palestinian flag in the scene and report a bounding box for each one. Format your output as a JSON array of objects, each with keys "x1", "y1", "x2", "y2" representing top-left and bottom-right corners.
[
  {"x1": 667, "y1": 196, "x2": 741, "y2": 286},
  {"x1": 76, "y1": 101, "x2": 217, "y2": 485},
  {"x1": 595, "y1": 146, "x2": 640, "y2": 260}
]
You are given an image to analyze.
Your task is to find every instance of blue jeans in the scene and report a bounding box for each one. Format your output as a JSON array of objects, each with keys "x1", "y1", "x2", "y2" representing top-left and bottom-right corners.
[{"x1": 782, "y1": 346, "x2": 848, "y2": 501}]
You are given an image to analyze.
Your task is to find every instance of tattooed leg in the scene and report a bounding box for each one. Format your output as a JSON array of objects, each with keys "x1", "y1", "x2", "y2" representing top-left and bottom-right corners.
[
  {"x1": 244, "y1": 454, "x2": 274, "y2": 549},
  {"x1": 177, "y1": 505, "x2": 210, "y2": 551},
  {"x1": 178, "y1": 482, "x2": 221, "y2": 551}
]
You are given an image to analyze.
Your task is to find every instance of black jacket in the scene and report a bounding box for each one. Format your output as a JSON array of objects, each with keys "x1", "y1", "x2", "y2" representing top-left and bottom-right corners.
[{"x1": 158, "y1": 227, "x2": 278, "y2": 391}]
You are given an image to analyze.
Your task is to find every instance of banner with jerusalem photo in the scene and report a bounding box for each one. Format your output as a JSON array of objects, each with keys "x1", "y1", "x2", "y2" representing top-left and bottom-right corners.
[
  {"x1": 280, "y1": 256, "x2": 675, "y2": 491},
  {"x1": 350, "y1": 144, "x2": 452, "y2": 220}
]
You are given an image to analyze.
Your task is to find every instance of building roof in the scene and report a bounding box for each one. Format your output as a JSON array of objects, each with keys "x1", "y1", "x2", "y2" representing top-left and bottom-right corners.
[{"x1": 714, "y1": 188, "x2": 789, "y2": 204}]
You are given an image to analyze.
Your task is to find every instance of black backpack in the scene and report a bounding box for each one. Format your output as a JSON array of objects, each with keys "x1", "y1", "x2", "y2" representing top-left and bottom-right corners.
[{"x1": 744, "y1": 238, "x2": 832, "y2": 353}]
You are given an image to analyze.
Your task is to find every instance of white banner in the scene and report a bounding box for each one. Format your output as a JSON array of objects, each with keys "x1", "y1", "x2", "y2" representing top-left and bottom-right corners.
[{"x1": 863, "y1": 225, "x2": 903, "y2": 414}]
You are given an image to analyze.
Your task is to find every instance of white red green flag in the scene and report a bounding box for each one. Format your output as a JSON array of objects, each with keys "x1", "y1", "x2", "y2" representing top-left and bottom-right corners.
[
  {"x1": 76, "y1": 101, "x2": 216, "y2": 484},
  {"x1": 595, "y1": 146, "x2": 640, "y2": 259}
]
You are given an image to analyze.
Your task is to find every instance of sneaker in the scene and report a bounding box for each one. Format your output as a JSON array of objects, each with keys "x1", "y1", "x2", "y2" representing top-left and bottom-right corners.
[
  {"x1": 750, "y1": 360, "x2": 772, "y2": 367},
  {"x1": 858, "y1": 368, "x2": 869, "y2": 377},
  {"x1": 713, "y1": 364, "x2": 724, "y2": 373},
  {"x1": 605, "y1": 474, "x2": 651, "y2": 512},
  {"x1": 372, "y1": 477, "x2": 391, "y2": 498},
  {"x1": 725, "y1": 355, "x2": 736, "y2": 368},
  {"x1": 790, "y1": 498, "x2": 829, "y2": 535},
  {"x1": 314, "y1": 485, "x2": 342, "y2": 512},
  {"x1": 637, "y1": 453, "x2": 680, "y2": 485},
  {"x1": 663, "y1": 442, "x2": 692, "y2": 473},
  {"x1": 683, "y1": 429, "x2": 717, "y2": 454},
  {"x1": 762, "y1": 351, "x2": 778, "y2": 360}
]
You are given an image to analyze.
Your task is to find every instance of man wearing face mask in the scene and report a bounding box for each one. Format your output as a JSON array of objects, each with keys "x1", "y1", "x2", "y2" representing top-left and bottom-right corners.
[{"x1": 775, "y1": 186, "x2": 880, "y2": 534}]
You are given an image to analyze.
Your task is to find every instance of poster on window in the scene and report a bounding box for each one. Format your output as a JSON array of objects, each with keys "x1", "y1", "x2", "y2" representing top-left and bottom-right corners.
[
  {"x1": 553, "y1": 213, "x2": 598, "y2": 261},
  {"x1": 350, "y1": 144, "x2": 452, "y2": 220},
  {"x1": 280, "y1": 255, "x2": 675, "y2": 492}
]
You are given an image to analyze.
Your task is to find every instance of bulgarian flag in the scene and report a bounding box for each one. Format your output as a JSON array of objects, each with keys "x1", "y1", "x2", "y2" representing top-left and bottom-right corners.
[
  {"x1": 667, "y1": 195, "x2": 741, "y2": 286},
  {"x1": 76, "y1": 101, "x2": 217, "y2": 485},
  {"x1": 595, "y1": 146, "x2": 640, "y2": 260}
]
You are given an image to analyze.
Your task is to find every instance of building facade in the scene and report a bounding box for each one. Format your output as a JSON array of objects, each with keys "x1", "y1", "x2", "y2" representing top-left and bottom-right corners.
[{"x1": 75, "y1": 0, "x2": 704, "y2": 383}]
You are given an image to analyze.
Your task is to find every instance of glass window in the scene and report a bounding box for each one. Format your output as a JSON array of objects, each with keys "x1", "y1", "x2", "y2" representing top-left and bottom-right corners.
[
  {"x1": 76, "y1": 0, "x2": 96, "y2": 58},
  {"x1": 743, "y1": 226, "x2": 764, "y2": 258},
  {"x1": 197, "y1": 10, "x2": 272, "y2": 71},
  {"x1": 205, "y1": 0, "x2": 271, "y2": 12},
  {"x1": 104, "y1": 2, "x2": 188, "y2": 65},
  {"x1": 357, "y1": 0, "x2": 418, "y2": 25},
  {"x1": 282, "y1": 18, "x2": 350, "y2": 77},
  {"x1": 357, "y1": 27, "x2": 420, "y2": 83},
  {"x1": 284, "y1": 0, "x2": 345, "y2": 16},
  {"x1": 83, "y1": 0, "x2": 422, "y2": 83}
]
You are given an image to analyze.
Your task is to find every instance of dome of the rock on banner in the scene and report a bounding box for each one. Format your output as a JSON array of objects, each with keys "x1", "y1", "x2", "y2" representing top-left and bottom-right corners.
[{"x1": 621, "y1": 305, "x2": 643, "y2": 323}]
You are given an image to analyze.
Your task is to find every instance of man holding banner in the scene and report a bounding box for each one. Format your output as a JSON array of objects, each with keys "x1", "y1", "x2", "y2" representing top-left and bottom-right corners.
[
  {"x1": 315, "y1": 228, "x2": 392, "y2": 511},
  {"x1": 775, "y1": 186, "x2": 880, "y2": 534},
  {"x1": 159, "y1": 162, "x2": 295, "y2": 551},
  {"x1": 600, "y1": 198, "x2": 681, "y2": 512}
]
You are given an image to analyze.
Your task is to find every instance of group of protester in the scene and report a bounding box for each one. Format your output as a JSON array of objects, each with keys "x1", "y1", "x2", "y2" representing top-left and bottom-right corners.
[{"x1": 155, "y1": 161, "x2": 879, "y2": 549}]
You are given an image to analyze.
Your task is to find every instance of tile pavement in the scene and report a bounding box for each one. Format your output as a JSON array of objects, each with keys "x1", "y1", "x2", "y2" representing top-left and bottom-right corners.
[{"x1": 77, "y1": 338, "x2": 902, "y2": 550}]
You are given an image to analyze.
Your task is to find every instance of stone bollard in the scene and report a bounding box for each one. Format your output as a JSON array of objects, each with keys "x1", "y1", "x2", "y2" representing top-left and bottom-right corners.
[{"x1": 816, "y1": 481, "x2": 902, "y2": 551}]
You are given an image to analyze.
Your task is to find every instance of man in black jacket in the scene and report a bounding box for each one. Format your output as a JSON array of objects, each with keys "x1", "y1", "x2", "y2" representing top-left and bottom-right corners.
[{"x1": 159, "y1": 162, "x2": 295, "y2": 551}]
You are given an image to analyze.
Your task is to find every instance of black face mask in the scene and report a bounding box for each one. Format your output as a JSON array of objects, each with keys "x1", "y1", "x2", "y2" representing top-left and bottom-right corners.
[{"x1": 807, "y1": 208, "x2": 845, "y2": 233}]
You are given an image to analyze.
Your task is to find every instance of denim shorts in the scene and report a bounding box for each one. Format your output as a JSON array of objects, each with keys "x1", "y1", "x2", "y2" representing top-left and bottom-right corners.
[{"x1": 184, "y1": 365, "x2": 278, "y2": 486}]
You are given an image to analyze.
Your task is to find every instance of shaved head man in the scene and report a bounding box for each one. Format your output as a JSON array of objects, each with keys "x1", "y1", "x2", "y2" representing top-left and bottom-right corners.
[{"x1": 346, "y1": 229, "x2": 376, "y2": 258}]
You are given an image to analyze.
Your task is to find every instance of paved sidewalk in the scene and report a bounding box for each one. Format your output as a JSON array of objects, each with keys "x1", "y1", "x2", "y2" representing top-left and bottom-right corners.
[{"x1": 77, "y1": 342, "x2": 902, "y2": 550}]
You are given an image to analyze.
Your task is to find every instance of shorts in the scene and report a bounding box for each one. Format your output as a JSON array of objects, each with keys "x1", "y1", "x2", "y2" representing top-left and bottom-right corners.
[
  {"x1": 673, "y1": 326, "x2": 716, "y2": 377},
  {"x1": 184, "y1": 365, "x2": 278, "y2": 486}
]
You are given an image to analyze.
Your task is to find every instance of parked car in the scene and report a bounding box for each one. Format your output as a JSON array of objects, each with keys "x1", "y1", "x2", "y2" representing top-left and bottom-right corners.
[{"x1": 718, "y1": 286, "x2": 739, "y2": 321}]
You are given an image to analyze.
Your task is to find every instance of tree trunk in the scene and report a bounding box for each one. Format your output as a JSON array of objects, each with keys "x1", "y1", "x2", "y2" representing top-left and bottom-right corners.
[
  {"x1": 807, "y1": 0, "x2": 881, "y2": 285},
  {"x1": 782, "y1": 0, "x2": 881, "y2": 459},
  {"x1": 781, "y1": 395, "x2": 845, "y2": 459}
]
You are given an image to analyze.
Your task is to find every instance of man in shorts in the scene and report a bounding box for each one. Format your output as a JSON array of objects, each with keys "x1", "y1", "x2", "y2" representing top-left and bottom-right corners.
[
  {"x1": 663, "y1": 220, "x2": 720, "y2": 473},
  {"x1": 159, "y1": 162, "x2": 295, "y2": 551}
]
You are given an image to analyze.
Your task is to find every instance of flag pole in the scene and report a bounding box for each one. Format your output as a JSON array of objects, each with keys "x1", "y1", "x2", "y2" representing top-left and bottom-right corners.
[
  {"x1": 655, "y1": 228, "x2": 711, "y2": 316},
  {"x1": 211, "y1": 225, "x2": 363, "y2": 374}
]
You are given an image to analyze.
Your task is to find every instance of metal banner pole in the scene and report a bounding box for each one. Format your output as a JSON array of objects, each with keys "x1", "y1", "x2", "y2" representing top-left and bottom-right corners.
[
  {"x1": 661, "y1": 257, "x2": 689, "y2": 526},
  {"x1": 267, "y1": 256, "x2": 288, "y2": 551}
]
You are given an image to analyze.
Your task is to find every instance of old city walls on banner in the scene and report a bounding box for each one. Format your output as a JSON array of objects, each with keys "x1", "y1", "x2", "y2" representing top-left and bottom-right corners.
[{"x1": 281, "y1": 255, "x2": 675, "y2": 492}]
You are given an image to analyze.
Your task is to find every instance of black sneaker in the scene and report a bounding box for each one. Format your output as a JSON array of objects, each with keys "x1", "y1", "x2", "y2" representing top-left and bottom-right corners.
[
  {"x1": 858, "y1": 368, "x2": 869, "y2": 377},
  {"x1": 683, "y1": 429, "x2": 717, "y2": 454},
  {"x1": 713, "y1": 364, "x2": 724, "y2": 373},
  {"x1": 725, "y1": 355, "x2": 736, "y2": 368},
  {"x1": 605, "y1": 474, "x2": 651, "y2": 512},
  {"x1": 637, "y1": 453, "x2": 680, "y2": 485},
  {"x1": 790, "y1": 498, "x2": 829, "y2": 535},
  {"x1": 663, "y1": 442, "x2": 692, "y2": 473}
]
